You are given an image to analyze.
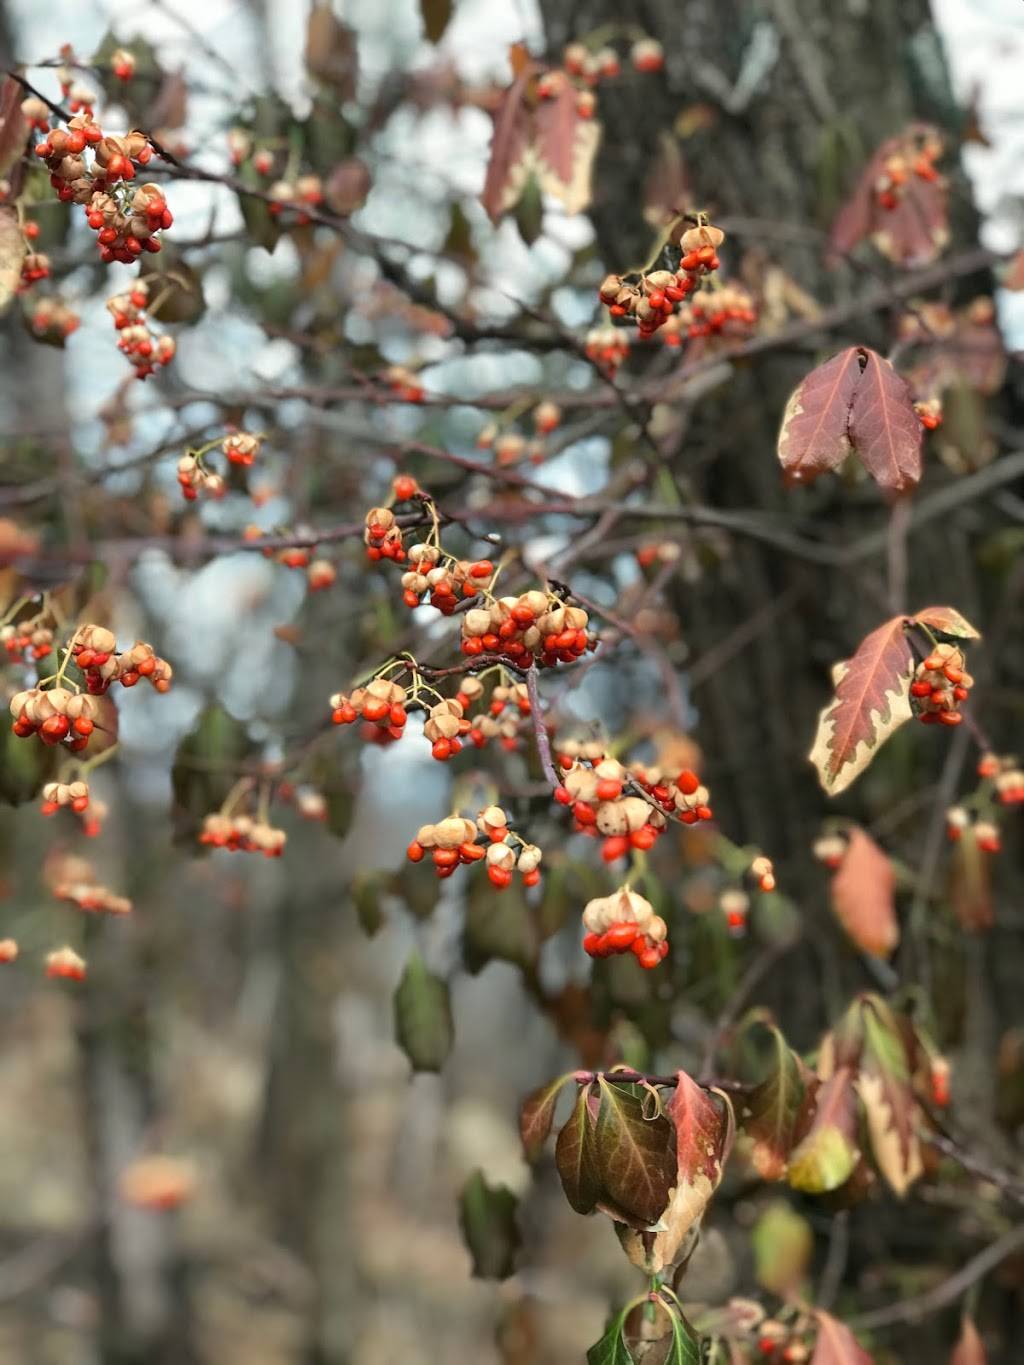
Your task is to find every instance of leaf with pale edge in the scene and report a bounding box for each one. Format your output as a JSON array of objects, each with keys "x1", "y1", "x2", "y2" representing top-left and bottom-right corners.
[
  {"x1": 593, "y1": 1079, "x2": 677, "y2": 1227},
  {"x1": 778, "y1": 346, "x2": 921, "y2": 492},
  {"x1": 393, "y1": 951, "x2": 452, "y2": 1073},
  {"x1": 811, "y1": 1310, "x2": 874, "y2": 1365},
  {"x1": 0, "y1": 208, "x2": 26, "y2": 315},
  {"x1": 912, "y1": 606, "x2": 981, "y2": 642},
  {"x1": 857, "y1": 1001, "x2": 922, "y2": 1197},
  {"x1": 788, "y1": 1068, "x2": 859, "y2": 1194},
  {"x1": 519, "y1": 1073, "x2": 573, "y2": 1161},
  {"x1": 555, "y1": 1082, "x2": 601, "y2": 1214},
  {"x1": 777, "y1": 347, "x2": 860, "y2": 485},
  {"x1": 950, "y1": 1315, "x2": 987, "y2": 1365},
  {"x1": 587, "y1": 1310, "x2": 633, "y2": 1365},
  {"x1": 809, "y1": 616, "x2": 914, "y2": 795},
  {"x1": 831, "y1": 827, "x2": 899, "y2": 958},
  {"x1": 847, "y1": 348, "x2": 922, "y2": 493},
  {"x1": 458, "y1": 1169, "x2": 521, "y2": 1280},
  {"x1": 739, "y1": 1026, "x2": 806, "y2": 1181},
  {"x1": 481, "y1": 70, "x2": 533, "y2": 223},
  {"x1": 618, "y1": 1072, "x2": 732, "y2": 1274}
]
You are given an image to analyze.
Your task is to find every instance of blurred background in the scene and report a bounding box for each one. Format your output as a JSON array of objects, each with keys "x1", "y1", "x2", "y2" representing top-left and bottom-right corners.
[{"x1": 1, "y1": 1, "x2": 1023, "y2": 1362}]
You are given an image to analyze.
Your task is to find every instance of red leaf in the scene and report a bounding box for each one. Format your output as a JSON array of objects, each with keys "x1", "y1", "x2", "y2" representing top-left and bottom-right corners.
[
  {"x1": 847, "y1": 349, "x2": 923, "y2": 493},
  {"x1": 912, "y1": 606, "x2": 981, "y2": 641},
  {"x1": 872, "y1": 175, "x2": 949, "y2": 268},
  {"x1": 533, "y1": 77, "x2": 578, "y2": 184},
  {"x1": 480, "y1": 69, "x2": 534, "y2": 223},
  {"x1": 777, "y1": 347, "x2": 861, "y2": 485},
  {"x1": 830, "y1": 828, "x2": 899, "y2": 958},
  {"x1": 811, "y1": 1310, "x2": 874, "y2": 1365},
  {"x1": 951, "y1": 1315, "x2": 987, "y2": 1365},
  {"x1": 829, "y1": 174, "x2": 876, "y2": 259},
  {"x1": 809, "y1": 617, "x2": 915, "y2": 795}
]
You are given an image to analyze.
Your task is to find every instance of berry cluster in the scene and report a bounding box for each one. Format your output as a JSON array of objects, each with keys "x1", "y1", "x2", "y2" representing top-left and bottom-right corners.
[
  {"x1": 27, "y1": 296, "x2": 81, "y2": 342},
  {"x1": 581, "y1": 886, "x2": 669, "y2": 969},
  {"x1": 20, "y1": 252, "x2": 51, "y2": 286},
  {"x1": 457, "y1": 677, "x2": 532, "y2": 752},
  {"x1": 41, "y1": 779, "x2": 90, "y2": 816},
  {"x1": 461, "y1": 594, "x2": 594, "y2": 666},
  {"x1": 914, "y1": 398, "x2": 943, "y2": 431},
  {"x1": 46, "y1": 946, "x2": 87, "y2": 980},
  {"x1": 909, "y1": 643, "x2": 972, "y2": 726},
  {"x1": 406, "y1": 810, "x2": 542, "y2": 888},
  {"x1": 267, "y1": 175, "x2": 324, "y2": 223},
  {"x1": 106, "y1": 282, "x2": 176, "y2": 379},
  {"x1": 177, "y1": 453, "x2": 226, "y2": 501},
  {"x1": 598, "y1": 222, "x2": 725, "y2": 338},
  {"x1": 199, "y1": 813, "x2": 287, "y2": 856},
  {"x1": 400, "y1": 548, "x2": 494, "y2": 610},
  {"x1": 33, "y1": 112, "x2": 172, "y2": 260},
  {"x1": 55, "y1": 879, "x2": 132, "y2": 915},
  {"x1": 120, "y1": 1156, "x2": 197, "y2": 1212},
  {"x1": 977, "y1": 752, "x2": 1024, "y2": 805},
  {"x1": 363, "y1": 507, "x2": 406, "y2": 563},
  {"x1": 73, "y1": 626, "x2": 173, "y2": 693},
  {"x1": 584, "y1": 326, "x2": 630, "y2": 377},
  {"x1": 10, "y1": 687, "x2": 97, "y2": 749},
  {"x1": 560, "y1": 36, "x2": 663, "y2": 83},
  {"x1": 812, "y1": 833, "x2": 847, "y2": 869},
  {"x1": 945, "y1": 806, "x2": 1001, "y2": 853},
  {"x1": 383, "y1": 365, "x2": 425, "y2": 403},
  {"x1": 554, "y1": 755, "x2": 713, "y2": 862},
  {"x1": 671, "y1": 283, "x2": 757, "y2": 343},
  {"x1": 875, "y1": 129, "x2": 943, "y2": 212},
  {"x1": 720, "y1": 888, "x2": 750, "y2": 937},
  {"x1": 223, "y1": 432, "x2": 262, "y2": 467},
  {"x1": 2, "y1": 621, "x2": 53, "y2": 662},
  {"x1": 331, "y1": 678, "x2": 409, "y2": 741}
]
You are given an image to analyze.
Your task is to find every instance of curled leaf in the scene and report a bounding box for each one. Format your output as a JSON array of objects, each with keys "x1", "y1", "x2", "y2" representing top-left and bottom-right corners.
[{"x1": 519, "y1": 1073, "x2": 572, "y2": 1161}]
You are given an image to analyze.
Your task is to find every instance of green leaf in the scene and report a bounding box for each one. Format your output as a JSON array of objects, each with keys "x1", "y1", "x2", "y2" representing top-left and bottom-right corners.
[
  {"x1": 458, "y1": 1169, "x2": 521, "y2": 1280},
  {"x1": 739, "y1": 1025, "x2": 807, "y2": 1181},
  {"x1": 555, "y1": 1083, "x2": 601, "y2": 1214},
  {"x1": 519, "y1": 1073, "x2": 573, "y2": 1161},
  {"x1": 463, "y1": 875, "x2": 538, "y2": 972},
  {"x1": 352, "y1": 870, "x2": 386, "y2": 937},
  {"x1": 787, "y1": 1068, "x2": 859, "y2": 1194},
  {"x1": 752, "y1": 1200, "x2": 814, "y2": 1295},
  {"x1": 145, "y1": 253, "x2": 206, "y2": 325},
  {"x1": 0, "y1": 721, "x2": 57, "y2": 805},
  {"x1": 594, "y1": 1079, "x2": 676, "y2": 1227},
  {"x1": 586, "y1": 1310, "x2": 633, "y2": 1365},
  {"x1": 393, "y1": 951, "x2": 452, "y2": 1072},
  {"x1": 514, "y1": 173, "x2": 544, "y2": 245},
  {"x1": 420, "y1": 0, "x2": 454, "y2": 43},
  {"x1": 667, "y1": 1312, "x2": 701, "y2": 1364},
  {"x1": 170, "y1": 705, "x2": 252, "y2": 843}
]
